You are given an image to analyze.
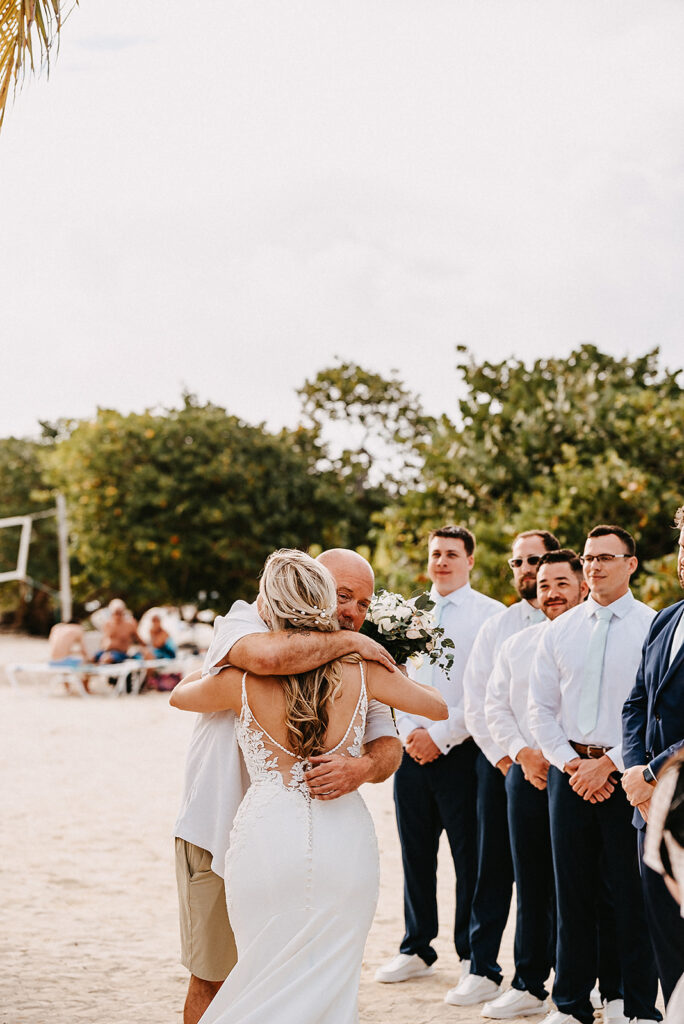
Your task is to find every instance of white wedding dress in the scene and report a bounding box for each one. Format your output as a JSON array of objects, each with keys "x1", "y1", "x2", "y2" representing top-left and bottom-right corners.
[{"x1": 199, "y1": 665, "x2": 380, "y2": 1024}]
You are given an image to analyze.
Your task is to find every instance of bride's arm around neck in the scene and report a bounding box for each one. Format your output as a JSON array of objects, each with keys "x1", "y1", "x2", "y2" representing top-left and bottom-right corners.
[
  {"x1": 169, "y1": 666, "x2": 243, "y2": 714},
  {"x1": 365, "y1": 662, "x2": 448, "y2": 721}
]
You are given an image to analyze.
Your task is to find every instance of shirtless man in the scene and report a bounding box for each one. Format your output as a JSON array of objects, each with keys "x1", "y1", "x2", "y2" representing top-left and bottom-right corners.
[
  {"x1": 48, "y1": 619, "x2": 91, "y2": 692},
  {"x1": 95, "y1": 599, "x2": 147, "y2": 663}
]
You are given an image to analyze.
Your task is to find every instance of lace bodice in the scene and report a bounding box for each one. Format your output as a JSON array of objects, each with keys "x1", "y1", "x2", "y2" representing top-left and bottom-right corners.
[{"x1": 235, "y1": 664, "x2": 368, "y2": 798}]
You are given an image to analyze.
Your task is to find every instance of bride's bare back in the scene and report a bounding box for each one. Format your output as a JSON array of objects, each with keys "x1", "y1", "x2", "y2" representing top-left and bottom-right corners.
[
  {"x1": 242, "y1": 661, "x2": 365, "y2": 760},
  {"x1": 171, "y1": 657, "x2": 446, "y2": 738}
]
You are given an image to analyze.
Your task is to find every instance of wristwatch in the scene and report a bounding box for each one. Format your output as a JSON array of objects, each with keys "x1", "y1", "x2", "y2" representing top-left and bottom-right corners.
[{"x1": 643, "y1": 764, "x2": 656, "y2": 784}]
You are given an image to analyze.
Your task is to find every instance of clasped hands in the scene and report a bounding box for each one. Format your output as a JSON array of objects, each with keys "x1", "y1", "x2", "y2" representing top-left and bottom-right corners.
[
  {"x1": 563, "y1": 755, "x2": 618, "y2": 803},
  {"x1": 621, "y1": 764, "x2": 655, "y2": 822},
  {"x1": 515, "y1": 747, "x2": 550, "y2": 789},
  {"x1": 406, "y1": 728, "x2": 441, "y2": 765}
]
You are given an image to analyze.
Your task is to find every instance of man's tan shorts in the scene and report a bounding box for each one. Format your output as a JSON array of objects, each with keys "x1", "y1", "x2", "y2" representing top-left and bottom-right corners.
[{"x1": 175, "y1": 838, "x2": 237, "y2": 982}]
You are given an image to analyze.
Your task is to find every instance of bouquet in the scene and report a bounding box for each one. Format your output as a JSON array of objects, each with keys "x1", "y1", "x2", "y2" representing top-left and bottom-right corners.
[{"x1": 361, "y1": 589, "x2": 455, "y2": 676}]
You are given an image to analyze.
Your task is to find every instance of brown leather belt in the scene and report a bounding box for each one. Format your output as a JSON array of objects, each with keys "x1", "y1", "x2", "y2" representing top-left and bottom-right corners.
[{"x1": 571, "y1": 741, "x2": 610, "y2": 759}]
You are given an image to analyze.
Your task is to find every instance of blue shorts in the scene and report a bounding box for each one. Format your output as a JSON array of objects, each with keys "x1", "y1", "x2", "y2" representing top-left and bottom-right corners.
[
  {"x1": 49, "y1": 657, "x2": 84, "y2": 668},
  {"x1": 93, "y1": 650, "x2": 141, "y2": 664}
]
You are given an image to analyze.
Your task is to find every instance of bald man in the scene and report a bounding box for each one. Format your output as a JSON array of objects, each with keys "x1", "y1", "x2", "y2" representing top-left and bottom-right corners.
[{"x1": 174, "y1": 548, "x2": 402, "y2": 1024}]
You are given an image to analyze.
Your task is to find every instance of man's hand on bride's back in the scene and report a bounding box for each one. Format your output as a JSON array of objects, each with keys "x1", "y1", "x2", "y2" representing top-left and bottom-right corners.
[
  {"x1": 349, "y1": 634, "x2": 395, "y2": 672},
  {"x1": 305, "y1": 753, "x2": 369, "y2": 800}
]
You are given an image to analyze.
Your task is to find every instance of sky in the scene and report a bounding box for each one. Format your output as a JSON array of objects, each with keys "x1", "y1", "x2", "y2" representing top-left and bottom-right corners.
[{"x1": 2, "y1": 0, "x2": 684, "y2": 440}]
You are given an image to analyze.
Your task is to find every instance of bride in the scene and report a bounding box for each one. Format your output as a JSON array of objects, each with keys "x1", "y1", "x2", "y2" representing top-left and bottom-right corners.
[{"x1": 170, "y1": 548, "x2": 447, "y2": 1024}]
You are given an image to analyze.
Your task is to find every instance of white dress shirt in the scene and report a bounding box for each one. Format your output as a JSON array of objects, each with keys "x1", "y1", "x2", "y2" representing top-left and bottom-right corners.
[
  {"x1": 396, "y1": 582, "x2": 503, "y2": 754},
  {"x1": 175, "y1": 600, "x2": 398, "y2": 876},
  {"x1": 669, "y1": 606, "x2": 684, "y2": 668},
  {"x1": 528, "y1": 590, "x2": 655, "y2": 772},
  {"x1": 486, "y1": 620, "x2": 548, "y2": 763},
  {"x1": 464, "y1": 600, "x2": 545, "y2": 766}
]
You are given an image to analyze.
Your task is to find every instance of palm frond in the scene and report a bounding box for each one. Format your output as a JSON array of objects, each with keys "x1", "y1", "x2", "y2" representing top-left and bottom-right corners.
[{"x1": 0, "y1": 0, "x2": 68, "y2": 131}]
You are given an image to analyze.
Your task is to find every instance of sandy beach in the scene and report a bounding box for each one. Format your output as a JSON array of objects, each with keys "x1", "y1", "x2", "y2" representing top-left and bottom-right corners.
[{"x1": 1, "y1": 634, "x2": 547, "y2": 1024}]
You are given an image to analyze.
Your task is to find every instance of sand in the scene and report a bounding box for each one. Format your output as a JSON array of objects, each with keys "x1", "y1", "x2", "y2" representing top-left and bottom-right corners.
[{"x1": 0, "y1": 633, "x2": 537, "y2": 1024}]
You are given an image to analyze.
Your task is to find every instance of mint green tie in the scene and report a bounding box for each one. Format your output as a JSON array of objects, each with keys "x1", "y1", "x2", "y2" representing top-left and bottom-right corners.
[{"x1": 578, "y1": 606, "x2": 614, "y2": 734}]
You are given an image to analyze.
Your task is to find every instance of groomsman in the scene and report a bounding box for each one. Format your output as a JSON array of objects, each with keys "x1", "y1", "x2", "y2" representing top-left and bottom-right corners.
[
  {"x1": 449, "y1": 530, "x2": 560, "y2": 1007},
  {"x1": 375, "y1": 526, "x2": 503, "y2": 984},
  {"x1": 484, "y1": 549, "x2": 588, "y2": 1019},
  {"x1": 622, "y1": 504, "x2": 684, "y2": 1006},
  {"x1": 529, "y1": 525, "x2": 661, "y2": 1024}
]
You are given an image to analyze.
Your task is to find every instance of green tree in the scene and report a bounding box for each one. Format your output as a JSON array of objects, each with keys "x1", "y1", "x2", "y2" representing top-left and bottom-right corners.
[
  {"x1": 383, "y1": 345, "x2": 684, "y2": 605},
  {"x1": 44, "y1": 395, "x2": 384, "y2": 614},
  {"x1": 298, "y1": 362, "x2": 434, "y2": 498}
]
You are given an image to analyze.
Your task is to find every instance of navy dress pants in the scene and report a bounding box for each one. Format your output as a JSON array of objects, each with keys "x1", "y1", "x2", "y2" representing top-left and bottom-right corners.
[
  {"x1": 394, "y1": 740, "x2": 478, "y2": 966},
  {"x1": 505, "y1": 764, "x2": 555, "y2": 999},
  {"x1": 638, "y1": 826, "x2": 684, "y2": 1006},
  {"x1": 595, "y1": 872, "x2": 623, "y2": 1003},
  {"x1": 468, "y1": 751, "x2": 514, "y2": 984},
  {"x1": 547, "y1": 767, "x2": 661, "y2": 1024}
]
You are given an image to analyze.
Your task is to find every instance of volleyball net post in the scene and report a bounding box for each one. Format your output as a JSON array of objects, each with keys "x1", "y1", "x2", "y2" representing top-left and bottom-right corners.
[{"x1": 0, "y1": 495, "x2": 72, "y2": 621}]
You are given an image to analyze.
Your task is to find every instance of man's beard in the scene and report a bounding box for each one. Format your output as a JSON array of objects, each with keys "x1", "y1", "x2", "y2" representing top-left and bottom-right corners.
[
  {"x1": 517, "y1": 578, "x2": 537, "y2": 601},
  {"x1": 338, "y1": 618, "x2": 355, "y2": 631}
]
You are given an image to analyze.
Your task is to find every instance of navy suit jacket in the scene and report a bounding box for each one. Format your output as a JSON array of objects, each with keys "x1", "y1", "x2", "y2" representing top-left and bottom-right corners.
[{"x1": 622, "y1": 598, "x2": 684, "y2": 829}]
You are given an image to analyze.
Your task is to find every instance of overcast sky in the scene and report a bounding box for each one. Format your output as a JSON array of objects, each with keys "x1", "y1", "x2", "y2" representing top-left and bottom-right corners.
[{"x1": 2, "y1": 0, "x2": 683, "y2": 440}]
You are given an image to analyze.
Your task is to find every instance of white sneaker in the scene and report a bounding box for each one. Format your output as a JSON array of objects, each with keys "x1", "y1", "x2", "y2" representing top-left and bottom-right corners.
[
  {"x1": 374, "y1": 953, "x2": 434, "y2": 983},
  {"x1": 460, "y1": 958, "x2": 471, "y2": 981},
  {"x1": 445, "y1": 973, "x2": 500, "y2": 1006},
  {"x1": 604, "y1": 999, "x2": 628, "y2": 1024},
  {"x1": 481, "y1": 987, "x2": 546, "y2": 1019},
  {"x1": 538, "y1": 1013, "x2": 583, "y2": 1024}
]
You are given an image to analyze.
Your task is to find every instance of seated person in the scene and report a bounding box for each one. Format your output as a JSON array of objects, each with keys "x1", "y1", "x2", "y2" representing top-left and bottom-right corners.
[
  {"x1": 94, "y1": 599, "x2": 147, "y2": 664},
  {"x1": 48, "y1": 618, "x2": 91, "y2": 692},
  {"x1": 149, "y1": 613, "x2": 177, "y2": 659}
]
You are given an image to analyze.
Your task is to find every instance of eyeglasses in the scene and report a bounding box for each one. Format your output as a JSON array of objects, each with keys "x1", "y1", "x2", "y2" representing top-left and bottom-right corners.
[
  {"x1": 579, "y1": 554, "x2": 632, "y2": 565},
  {"x1": 507, "y1": 555, "x2": 543, "y2": 569}
]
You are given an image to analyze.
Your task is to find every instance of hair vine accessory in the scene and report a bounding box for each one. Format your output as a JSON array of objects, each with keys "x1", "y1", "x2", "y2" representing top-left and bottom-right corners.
[{"x1": 285, "y1": 604, "x2": 334, "y2": 619}]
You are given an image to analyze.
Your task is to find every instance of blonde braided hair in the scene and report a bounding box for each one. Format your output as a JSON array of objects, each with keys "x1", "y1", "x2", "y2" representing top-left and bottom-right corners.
[{"x1": 259, "y1": 549, "x2": 343, "y2": 759}]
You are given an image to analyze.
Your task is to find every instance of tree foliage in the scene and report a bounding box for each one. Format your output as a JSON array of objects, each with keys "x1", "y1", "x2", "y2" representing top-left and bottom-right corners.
[
  {"x1": 43, "y1": 395, "x2": 384, "y2": 614},
  {"x1": 0, "y1": 0, "x2": 69, "y2": 132},
  {"x1": 2, "y1": 349, "x2": 682, "y2": 628},
  {"x1": 298, "y1": 362, "x2": 433, "y2": 497},
  {"x1": 382, "y1": 345, "x2": 684, "y2": 607}
]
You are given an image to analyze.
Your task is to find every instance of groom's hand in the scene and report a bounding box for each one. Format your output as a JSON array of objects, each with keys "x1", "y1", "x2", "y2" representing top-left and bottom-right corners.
[{"x1": 305, "y1": 753, "x2": 370, "y2": 799}]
